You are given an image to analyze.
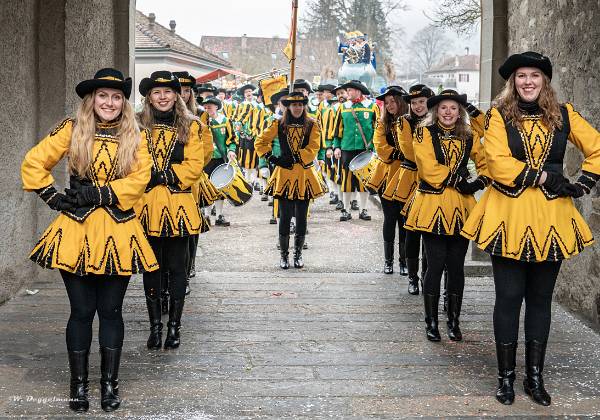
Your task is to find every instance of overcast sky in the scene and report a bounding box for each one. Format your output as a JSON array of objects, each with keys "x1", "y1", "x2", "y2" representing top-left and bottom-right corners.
[{"x1": 137, "y1": 0, "x2": 479, "y2": 55}]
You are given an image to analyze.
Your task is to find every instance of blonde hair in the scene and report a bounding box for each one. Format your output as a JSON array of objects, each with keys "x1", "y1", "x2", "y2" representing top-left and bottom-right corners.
[
  {"x1": 69, "y1": 92, "x2": 140, "y2": 178},
  {"x1": 493, "y1": 73, "x2": 562, "y2": 131},
  {"x1": 137, "y1": 93, "x2": 194, "y2": 144},
  {"x1": 184, "y1": 88, "x2": 199, "y2": 115},
  {"x1": 422, "y1": 102, "x2": 472, "y2": 140}
]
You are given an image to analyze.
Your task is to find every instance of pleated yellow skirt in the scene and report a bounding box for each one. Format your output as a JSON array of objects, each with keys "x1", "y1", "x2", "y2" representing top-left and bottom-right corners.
[
  {"x1": 383, "y1": 166, "x2": 418, "y2": 202},
  {"x1": 366, "y1": 159, "x2": 401, "y2": 194},
  {"x1": 266, "y1": 164, "x2": 327, "y2": 200}
]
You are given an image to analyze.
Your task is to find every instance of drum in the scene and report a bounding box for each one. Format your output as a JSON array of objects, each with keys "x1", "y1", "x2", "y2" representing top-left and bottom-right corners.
[
  {"x1": 348, "y1": 150, "x2": 376, "y2": 187},
  {"x1": 209, "y1": 162, "x2": 253, "y2": 206}
]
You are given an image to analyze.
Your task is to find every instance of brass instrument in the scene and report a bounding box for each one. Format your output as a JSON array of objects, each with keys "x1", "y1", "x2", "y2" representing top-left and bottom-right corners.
[{"x1": 245, "y1": 67, "x2": 290, "y2": 81}]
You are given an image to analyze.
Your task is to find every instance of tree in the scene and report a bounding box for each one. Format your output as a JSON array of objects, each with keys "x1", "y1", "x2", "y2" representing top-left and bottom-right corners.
[
  {"x1": 300, "y1": 0, "x2": 347, "y2": 40},
  {"x1": 408, "y1": 25, "x2": 453, "y2": 73},
  {"x1": 428, "y1": 0, "x2": 481, "y2": 36}
]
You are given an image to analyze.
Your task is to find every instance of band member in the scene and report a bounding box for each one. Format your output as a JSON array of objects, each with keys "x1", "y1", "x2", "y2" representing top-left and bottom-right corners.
[
  {"x1": 384, "y1": 84, "x2": 435, "y2": 293},
  {"x1": 318, "y1": 87, "x2": 339, "y2": 203},
  {"x1": 136, "y1": 71, "x2": 206, "y2": 351},
  {"x1": 232, "y1": 84, "x2": 259, "y2": 185},
  {"x1": 256, "y1": 92, "x2": 326, "y2": 269},
  {"x1": 403, "y1": 89, "x2": 488, "y2": 343},
  {"x1": 332, "y1": 80, "x2": 380, "y2": 221},
  {"x1": 328, "y1": 85, "x2": 347, "y2": 209},
  {"x1": 195, "y1": 83, "x2": 217, "y2": 100},
  {"x1": 21, "y1": 68, "x2": 157, "y2": 412},
  {"x1": 461, "y1": 52, "x2": 600, "y2": 406},
  {"x1": 203, "y1": 96, "x2": 238, "y2": 226},
  {"x1": 367, "y1": 86, "x2": 411, "y2": 276}
]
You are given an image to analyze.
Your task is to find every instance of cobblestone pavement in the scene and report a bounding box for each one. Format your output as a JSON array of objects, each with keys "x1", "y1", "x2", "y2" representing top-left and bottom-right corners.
[{"x1": 1, "y1": 193, "x2": 599, "y2": 418}]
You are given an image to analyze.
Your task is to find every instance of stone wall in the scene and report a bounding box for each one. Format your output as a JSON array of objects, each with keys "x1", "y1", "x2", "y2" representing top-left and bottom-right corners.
[
  {"x1": 506, "y1": 0, "x2": 600, "y2": 325},
  {"x1": 0, "y1": 0, "x2": 133, "y2": 304}
]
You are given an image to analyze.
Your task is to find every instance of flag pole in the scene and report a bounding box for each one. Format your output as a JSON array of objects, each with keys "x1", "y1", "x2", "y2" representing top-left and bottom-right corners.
[{"x1": 288, "y1": 0, "x2": 299, "y2": 93}]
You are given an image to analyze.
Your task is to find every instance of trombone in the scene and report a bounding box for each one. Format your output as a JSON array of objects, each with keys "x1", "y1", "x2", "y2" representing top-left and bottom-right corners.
[{"x1": 245, "y1": 67, "x2": 290, "y2": 81}]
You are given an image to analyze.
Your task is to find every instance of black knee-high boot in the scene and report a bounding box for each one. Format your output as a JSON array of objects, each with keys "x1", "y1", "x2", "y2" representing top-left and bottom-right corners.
[
  {"x1": 407, "y1": 258, "x2": 420, "y2": 295},
  {"x1": 496, "y1": 342, "x2": 517, "y2": 405},
  {"x1": 279, "y1": 235, "x2": 290, "y2": 269},
  {"x1": 423, "y1": 294, "x2": 441, "y2": 342},
  {"x1": 398, "y1": 241, "x2": 408, "y2": 276},
  {"x1": 524, "y1": 340, "x2": 551, "y2": 406},
  {"x1": 446, "y1": 293, "x2": 463, "y2": 341},
  {"x1": 294, "y1": 235, "x2": 305, "y2": 268},
  {"x1": 383, "y1": 241, "x2": 394, "y2": 274},
  {"x1": 99, "y1": 347, "x2": 121, "y2": 412},
  {"x1": 145, "y1": 296, "x2": 162, "y2": 349},
  {"x1": 164, "y1": 297, "x2": 184, "y2": 349},
  {"x1": 68, "y1": 350, "x2": 89, "y2": 412}
]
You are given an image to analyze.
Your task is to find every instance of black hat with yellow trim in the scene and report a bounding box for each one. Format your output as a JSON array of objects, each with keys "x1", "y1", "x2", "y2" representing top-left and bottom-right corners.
[
  {"x1": 172, "y1": 71, "x2": 196, "y2": 88},
  {"x1": 270, "y1": 88, "x2": 289, "y2": 105},
  {"x1": 76, "y1": 67, "x2": 132, "y2": 99},
  {"x1": 376, "y1": 85, "x2": 407, "y2": 101},
  {"x1": 236, "y1": 83, "x2": 257, "y2": 96},
  {"x1": 202, "y1": 96, "x2": 222, "y2": 110},
  {"x1": 281, "y1": 91, "x2": 309, "y2": 106},
  {"x1": 139, "y1": 71, "x2": 181, "y2": 97},
  {"x1": 427, "y1": 89, "x2": 468, "y2": 109},
  {"x1": 402, "y1": 84, "x2": 434, "y2": 103},
  {"x1": 498, "y1": 51, "x2": 552, "y2": 80},
  {"x1": 196, "y1": 83, "x2": 217, "y2": 94},
  {"x1": 340, "y1": 79, "x2": 370, "y2": 95},
  {"x1": 332, "y1": 84, "x2": 346, "y2": 95},
  {"x1": 293, "y1": 79, "x2": 313, "y2": 94}
]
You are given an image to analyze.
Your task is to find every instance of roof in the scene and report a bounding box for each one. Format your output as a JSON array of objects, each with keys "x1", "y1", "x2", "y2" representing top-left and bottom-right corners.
[
  {"x1": 135, "y1": 11, "x2": 231, "y2": 67},
  {"x1": 426, "y1": 54, "x2": 480, "y2": 73}
]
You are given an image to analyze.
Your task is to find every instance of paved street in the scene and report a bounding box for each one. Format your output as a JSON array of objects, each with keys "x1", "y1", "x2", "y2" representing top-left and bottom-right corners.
[{"x1": 1, "y1": 193, "x2": 599, "y2": 418}]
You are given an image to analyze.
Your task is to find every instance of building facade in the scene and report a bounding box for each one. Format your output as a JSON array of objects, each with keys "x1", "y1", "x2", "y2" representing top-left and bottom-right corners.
[{"x1": 425, "y1": 54, "x2": 480, "y2": 103}]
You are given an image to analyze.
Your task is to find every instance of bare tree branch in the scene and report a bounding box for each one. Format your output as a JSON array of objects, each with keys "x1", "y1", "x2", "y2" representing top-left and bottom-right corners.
[{"x1": 427, "y1": 0, "x2": 481, "y2": 36}]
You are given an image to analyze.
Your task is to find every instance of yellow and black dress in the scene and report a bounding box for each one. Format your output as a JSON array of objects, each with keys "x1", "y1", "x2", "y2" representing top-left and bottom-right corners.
[
  {"x1": 462, "y1": 103, "x2": 600, "y2": 261},
  {"x1": 22, "y1": 118, "x2": 158, "y2": 276},
  {"x1": 192, "y1": 111, "x2": 219, "y2": 210},
  {"x1": 256, "y1": 118, "x2": 326, "y2": 202}
]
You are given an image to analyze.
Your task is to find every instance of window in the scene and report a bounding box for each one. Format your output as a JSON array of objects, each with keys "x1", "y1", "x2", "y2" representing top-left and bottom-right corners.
[
  {"x1": 459, "y1": 73, "x2": 469, "y2": 82},
  {"x1": 222, "y1": 52, "x2": 229, "y2": 59}
]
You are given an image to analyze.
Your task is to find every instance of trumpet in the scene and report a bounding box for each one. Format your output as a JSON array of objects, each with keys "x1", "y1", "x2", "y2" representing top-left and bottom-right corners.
[{"x1": 245, "y1": 67, "x2": 290, "y2": 81}]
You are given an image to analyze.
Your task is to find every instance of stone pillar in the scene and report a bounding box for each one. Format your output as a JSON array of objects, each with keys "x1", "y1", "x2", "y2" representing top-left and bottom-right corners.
[
  {"x1": 0, "y1": 0, "x2": 134, "y2": 304},
  {"x1": 479, "y1": 0, "x2": 508, "y2": 110}
]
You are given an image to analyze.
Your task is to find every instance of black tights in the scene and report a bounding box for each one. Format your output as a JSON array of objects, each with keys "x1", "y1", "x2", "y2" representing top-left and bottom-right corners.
[
  {"x1": 143, "y1": 236, "x2": 189, "y2": 301},
  {"x1": 279, "y1": 198, "x2": 310, "y2": 236},
  {"x1": 491, "y1": 255, "x2": 561, "y2": 343},
  {"x1": 380, "y1": 196, "x2": 405, "y2": 244},
  {"x1": 60, "y1": 270, "x2": 130, "y2": 351},
  {"x1": 422, "y1": 233, "x2": 468, "y2": 296},
  {"x1": 405, "y1": 230, "x2": 424, "y2": 259}
]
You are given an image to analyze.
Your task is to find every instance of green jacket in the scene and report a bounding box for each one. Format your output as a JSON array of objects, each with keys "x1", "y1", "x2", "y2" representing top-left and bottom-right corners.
[
  {"x1": 209, "y1": 114, "x2": 237, "y2": 159},
  {"x1": 332, "y1": 99, "x2": 380, "y2": 151},
  {"x1": 258, "y1": 115, "x2": 281, "y2": 168}
]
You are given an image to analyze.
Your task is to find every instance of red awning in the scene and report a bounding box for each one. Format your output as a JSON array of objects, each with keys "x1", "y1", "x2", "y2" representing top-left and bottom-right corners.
[{"x1": 196, "y1": 68, "x2": 248, "y2": 83}]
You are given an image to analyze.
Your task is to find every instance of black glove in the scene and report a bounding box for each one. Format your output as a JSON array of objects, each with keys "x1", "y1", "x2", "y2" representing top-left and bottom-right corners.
[
  {"x1": 36, "y1": 186, "x2": 76, "y2": 211},
  {"x1": 269, "y1": 154, "x2": 294, "y2": 170},
  {"x1": 147, "y1": 169, "x2": 164, "y2": 189},
  {"x1": 445, "y1": 166, "x2": 470, "y2": 187},
  {"x1": 542, "y1": 172, "x2": 571, "y2": 196},
  {"x1": 565, "y1": 182, "x2": 586, "y2": 198},
  {"x1": 65, "y1": 180, "x2": 117, "y2": 207},
  {"x1": 456, "y1": 176, "x2": 487, "y2": 195},
  {"x1": 465, "y1": 103, "x2": 481, "y2": 118}
]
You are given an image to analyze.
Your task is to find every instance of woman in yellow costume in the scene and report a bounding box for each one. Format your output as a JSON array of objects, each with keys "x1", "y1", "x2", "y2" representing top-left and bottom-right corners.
[
  {"x1": 461, "y1": 52, "x2": 600, "y2": 407},
  {"x1": 173, "y1": 71, "x2": 215, "y2": 297},
  {"x1": 256, "y1": 92, "x2": 325, "y2": 269},
  {"x1": 21, "y1": 68, "x2": 156, "y2": 413},
  {"x1": 136, "y1": 71, "x2": 206, "y2": 351},
  {"x1": 403, "y1": 89, "x2": 489, "y2": 343},
  {"x1": 367, "y1": 86, "x2": 410, "y2": 277}
]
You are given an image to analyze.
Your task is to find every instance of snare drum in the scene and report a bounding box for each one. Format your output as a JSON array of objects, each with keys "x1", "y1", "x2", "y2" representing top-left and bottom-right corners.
[
  {"x1": 209, "y1": 162, "x2": 253, "y2": 206},
  {"x1": 348, "y1": 150, "x2": 376, "y2": 187}
]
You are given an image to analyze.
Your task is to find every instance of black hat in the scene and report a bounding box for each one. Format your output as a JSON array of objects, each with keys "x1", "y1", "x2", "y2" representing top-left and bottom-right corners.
[
  {"x1": 270, "y1": 88, "x2": 289, "y2": 105},
  {"x1": 196, "y1": 83, "x2": 216, "y2": 94},
  {"x1": 317, "y1": 84, "x2": 336, "y2": 92},
  {"x1": 293, "y1": 79, "x2": 313, "y2": 94},
  {"x1": 498, "y1": 51, "x2": 553, "y2": 80},
  {"x1": 172, "y1": 71, "x2": 196, "y2": 88},
  {"x1": 402, "y1": 84, "x2": 434, "y2": 103},
  {"x1": 332, "y1": 85, "x2": 346, "y2": 95},
  {"x1": 427, "y1": 89, "x2": 468, "y2": 109},
  {"x1": 75, "y1": 68, "x2": 132, "y2": 99},
  {"x1": 376, "y1": 85, "x2": 407, "y2": 101},
  {"x1": 202, "y1": 97, "x2": 222, "y2": 110},
  {"x1": 340, "y1": 80, "x2": 370, "y2": 95},
  {"x1": 329, "y1": 95, "x2": 339, "y2": 103},
  {"x1": 281, "y1": 91, "x2": 309, "y2": 106},
  {"x1": 139, "y1": 71, "x2": 181, "y2": 97},
  {"x1": 217, "y1": 88, "x2": 227, "y2": 94},
  {"x1": 236, "y1": 83, "x2": 257, "y2": 96}
]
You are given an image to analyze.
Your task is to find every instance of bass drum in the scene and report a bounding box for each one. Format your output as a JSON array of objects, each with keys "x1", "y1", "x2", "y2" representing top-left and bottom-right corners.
[{"x1": 209, "y1": 162, "x2": 253, "y2": 206}]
